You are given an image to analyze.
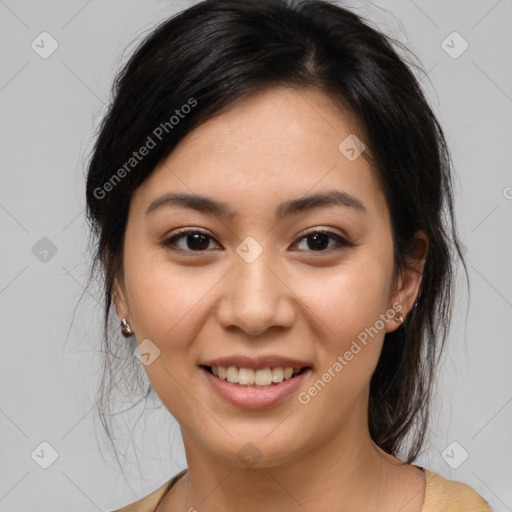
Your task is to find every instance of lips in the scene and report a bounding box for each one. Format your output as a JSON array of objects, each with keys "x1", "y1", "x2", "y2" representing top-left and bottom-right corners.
[
  {"x1": 200, "y1": 364, "x2": 312, "y2": 409},
  {"x1": 198, "y1": 354, "x2": 312, "y2": 408}
]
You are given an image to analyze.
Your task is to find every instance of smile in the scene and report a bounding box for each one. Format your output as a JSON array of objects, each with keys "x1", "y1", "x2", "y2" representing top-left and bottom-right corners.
[
  {"x1": 203, "y1": 365, "x2": 307, "y2": 387},
  {"x1": 200, "y1": 364, "x2": 312, "y2": 409}
]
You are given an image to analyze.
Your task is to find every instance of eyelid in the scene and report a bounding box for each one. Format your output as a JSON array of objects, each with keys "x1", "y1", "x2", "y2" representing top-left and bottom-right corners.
[{"x1": 297, "y1": 226, "x2": 351, "y2": 242}]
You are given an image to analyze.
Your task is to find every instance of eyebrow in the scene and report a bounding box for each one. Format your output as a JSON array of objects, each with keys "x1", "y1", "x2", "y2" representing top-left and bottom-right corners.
[{"x1": 145, "y1": 189, "x2": 366, "y2": 218}]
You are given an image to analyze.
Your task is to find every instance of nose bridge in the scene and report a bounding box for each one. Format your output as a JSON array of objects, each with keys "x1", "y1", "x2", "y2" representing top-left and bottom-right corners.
[{"x1": 216, "y1": 241, "x2": 295, "y2": 336}]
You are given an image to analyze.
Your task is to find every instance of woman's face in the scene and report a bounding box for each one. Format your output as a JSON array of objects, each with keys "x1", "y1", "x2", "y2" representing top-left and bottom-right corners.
[{"x1": 114, "y1": 86, "x2": 420, "y2": 468}]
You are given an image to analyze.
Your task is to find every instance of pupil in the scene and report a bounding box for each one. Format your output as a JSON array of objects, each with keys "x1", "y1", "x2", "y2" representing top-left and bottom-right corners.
[
  {"x1": 188, "y1": 233, "x2": 209, "y2": 250},
  {"x1": 308, "y1": 233, "x2": 329, "y2": 251}
]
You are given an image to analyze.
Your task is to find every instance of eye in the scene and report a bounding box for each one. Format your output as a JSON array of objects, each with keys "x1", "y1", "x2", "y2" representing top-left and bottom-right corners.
[
  {"x1": 161, "y1": 228, "x2": 355, "y2": 255},
  {"x1": 293, "y1": 229, "x2": 354, "y2": 253},
  {"x1": 161, "y1": 229, "x2": 220, "y2": 253}
]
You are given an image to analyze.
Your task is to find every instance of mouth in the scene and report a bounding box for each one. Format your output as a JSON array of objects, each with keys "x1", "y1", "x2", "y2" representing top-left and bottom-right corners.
[
  {"x1": 199, "y1": 362, "x2": 312, "y2": 409},
  {"x1": 200, "y1": 364, "x2": 310, "y2": 388}
]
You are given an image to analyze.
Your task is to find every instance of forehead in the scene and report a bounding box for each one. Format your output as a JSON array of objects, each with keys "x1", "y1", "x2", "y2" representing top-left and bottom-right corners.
[
  {"x1": 173, "y1": 85, "x2": 362, "y2": 167},
  {"x1": 132, "y1": 86, "x2": 386, "y2": 219}
]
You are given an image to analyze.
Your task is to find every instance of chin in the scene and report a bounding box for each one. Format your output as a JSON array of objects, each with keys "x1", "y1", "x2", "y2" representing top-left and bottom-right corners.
[{"x1": 193, "y1": 424, "x2": 311, "y2": 470}]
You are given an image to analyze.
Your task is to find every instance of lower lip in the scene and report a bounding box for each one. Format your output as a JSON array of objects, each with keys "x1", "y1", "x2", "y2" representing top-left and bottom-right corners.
[{"x1": 200, "y1": 366, "x2": 311, "y2": 409}]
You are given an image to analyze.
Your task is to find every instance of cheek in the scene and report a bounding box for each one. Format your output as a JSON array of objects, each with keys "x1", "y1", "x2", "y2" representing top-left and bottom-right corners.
[
  {"x1": 123, "y1": 256, "x2": 217, "y2": 423},
  {"x1": 122, "y1": 248, "x2": 218, "y2": 386},
  {"x1": 125, "y1": 245, "x2": 212, "y2": 340},
  {"x1": 297, "y1": 254, "x2": 393, "y2": 348},
  {"x1": 292, "y1": 250, "x2": 394, "y2": 403},
  {"x1": 293, "y1": 295, "x2": 386, "y2": 433}
]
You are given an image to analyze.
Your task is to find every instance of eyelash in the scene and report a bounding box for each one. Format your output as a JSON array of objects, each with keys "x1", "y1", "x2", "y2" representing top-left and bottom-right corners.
[{"x1": 160, "y1": 228, "x2": 355, "y2": 255}]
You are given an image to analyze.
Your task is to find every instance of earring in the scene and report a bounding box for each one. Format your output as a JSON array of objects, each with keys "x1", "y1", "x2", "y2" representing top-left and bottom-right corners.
[
  {"x1": 121, "y1": 318, "x2": 134, "y2": 337},
  {"x1": 394, "y1": 305, "x2": 404, "y2": 324}
]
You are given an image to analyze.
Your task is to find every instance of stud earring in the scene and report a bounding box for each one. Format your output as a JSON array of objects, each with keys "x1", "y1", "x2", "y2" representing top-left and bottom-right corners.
[
  {"x1": 121, "y1": 318, "x2": 134, "y2": 337},
  {"x1": 394, "y1": 305, "x2": 404, "y2": 324}
]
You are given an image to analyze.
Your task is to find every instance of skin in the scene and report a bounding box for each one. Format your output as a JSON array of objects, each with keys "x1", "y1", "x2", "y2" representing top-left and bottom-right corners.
[{"x1": 114, "y1": 85, "x2": 429, "y2": 511}]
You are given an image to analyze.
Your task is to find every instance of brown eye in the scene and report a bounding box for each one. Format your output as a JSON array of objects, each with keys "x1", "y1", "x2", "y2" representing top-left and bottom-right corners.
[
  {"x1": 294, "y1": 230, "x2": 354, "y2": 253},
  {"x1": 162, "y1": 229, "x2": 220, "y2": 252},
  {"x1": 161, "y1": 228, "x2": 354, "y2": 256}
]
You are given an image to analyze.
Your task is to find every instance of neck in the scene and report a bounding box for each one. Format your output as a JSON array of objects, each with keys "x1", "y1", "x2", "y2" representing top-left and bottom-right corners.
[{"x1": 161, "y1": 407, "x2": 416, "y2": 511}]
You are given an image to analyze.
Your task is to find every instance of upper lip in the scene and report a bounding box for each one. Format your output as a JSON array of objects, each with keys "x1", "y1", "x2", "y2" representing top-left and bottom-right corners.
[{"x1": 200, "y1": 355, "x2": 312, "y2": 370}]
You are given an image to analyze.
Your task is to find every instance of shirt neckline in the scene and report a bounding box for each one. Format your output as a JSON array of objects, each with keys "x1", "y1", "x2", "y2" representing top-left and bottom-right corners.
[{"x1": 157, "y1": 465, "x2": 428, "y2": 511}]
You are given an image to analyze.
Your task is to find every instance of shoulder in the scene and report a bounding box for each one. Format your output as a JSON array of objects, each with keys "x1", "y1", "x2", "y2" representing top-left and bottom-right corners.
[
  {"x1": 108, "y1": 468, "x2": 188, "y2": 512},
  {"x1": 422, "y1": 468, "x2": 491, "y2": 511}
]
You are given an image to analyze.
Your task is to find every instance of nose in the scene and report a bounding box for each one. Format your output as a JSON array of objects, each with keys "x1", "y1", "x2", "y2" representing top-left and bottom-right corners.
[{"x1": 215, "y1": 250, "x2": 296, "y2": 337}]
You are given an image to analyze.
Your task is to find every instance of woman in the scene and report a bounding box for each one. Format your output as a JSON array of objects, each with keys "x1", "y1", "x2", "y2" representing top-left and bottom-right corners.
[{"x1": 85, "y1": 0, "x2": 491, "y2": 510}]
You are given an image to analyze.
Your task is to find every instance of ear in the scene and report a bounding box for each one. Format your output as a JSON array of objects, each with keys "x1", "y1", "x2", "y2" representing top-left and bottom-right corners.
[
  {"x1": 386, "y1": 230, "x2": 428, "y2": 333},
  {"x1": 112, "y1": 274, "x2": 129, "y2": 322}
]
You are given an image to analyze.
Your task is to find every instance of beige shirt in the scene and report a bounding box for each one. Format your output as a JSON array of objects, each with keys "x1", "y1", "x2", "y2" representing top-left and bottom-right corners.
[{"x1": 111, "y1": 467, "x2": 491, "y2": 511}]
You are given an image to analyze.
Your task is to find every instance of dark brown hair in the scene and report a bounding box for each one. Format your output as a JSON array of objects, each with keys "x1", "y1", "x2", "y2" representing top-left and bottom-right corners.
[{"x1": 84, "y1": 0, "x2": 467, "y2": 470}]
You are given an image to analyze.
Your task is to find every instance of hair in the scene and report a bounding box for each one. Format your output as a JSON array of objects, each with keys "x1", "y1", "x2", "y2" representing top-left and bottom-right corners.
[{"x1": 84, "y1": 0, "x2": 467, "y2": 469}]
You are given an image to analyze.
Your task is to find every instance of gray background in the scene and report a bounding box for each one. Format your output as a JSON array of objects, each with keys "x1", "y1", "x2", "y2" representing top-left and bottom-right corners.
[{"x1": 0, "y1": 0, "x2": 511, "y2": 510}]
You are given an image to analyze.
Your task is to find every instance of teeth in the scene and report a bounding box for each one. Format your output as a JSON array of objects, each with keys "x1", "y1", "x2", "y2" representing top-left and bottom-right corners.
[
  {"x1": 271, "y1": 367, "x2": 283, "y2": 383},
  {"x1": 226, "y1": 366, "x2": 238, "y2": 383},
  {"x1": 208, "y1": 365, "x2": 304, "y2": 387},
  {"x1": 238, "y1": 368, "x2": 255, "y2": 385},
  {"x1": 255, "y1": 368, "x2": 272, "y2": 386}
]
